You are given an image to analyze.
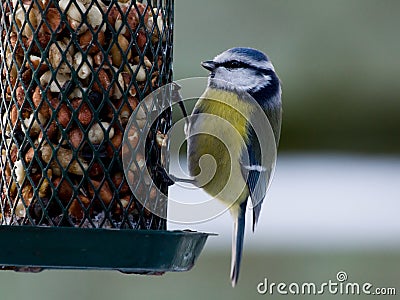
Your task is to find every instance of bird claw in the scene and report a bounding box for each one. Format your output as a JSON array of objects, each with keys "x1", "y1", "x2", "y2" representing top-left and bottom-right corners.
[{"x1": 154, "y1": 164, "x2": 175, "y2": 186}]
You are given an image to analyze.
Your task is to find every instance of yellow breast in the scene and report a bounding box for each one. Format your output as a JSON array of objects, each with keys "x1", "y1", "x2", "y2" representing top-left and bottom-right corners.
[
  {"x1": 196, "y1": 89, "x2": 253, "y2": 140},
  {"x1": 187, "y1": 88, "x2": 253, "y2": 208}
]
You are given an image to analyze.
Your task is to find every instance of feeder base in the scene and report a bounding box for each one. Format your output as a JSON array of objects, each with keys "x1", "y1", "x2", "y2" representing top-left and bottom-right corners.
[{"x1": 0, "y1": 226, "x2": 214, "y2": 274}]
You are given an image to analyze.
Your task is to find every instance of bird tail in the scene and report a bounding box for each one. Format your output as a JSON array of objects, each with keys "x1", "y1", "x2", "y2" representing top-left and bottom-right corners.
[{"x1": 230, "y1": 202, "x2": 246, "y2": 287}]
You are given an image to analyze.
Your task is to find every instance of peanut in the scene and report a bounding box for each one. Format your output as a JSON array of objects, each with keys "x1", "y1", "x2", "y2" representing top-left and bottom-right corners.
[
  {"x1": 53, "y1": 177, "x2": 74, "y2": 203},
  {"x1": 15, "y1": 85, "x2": 25, "y2": 107},
  {"x1": 69, "y1": 195, "x2": 91, "y2": 220},
  {"x1": 44, "y1": 8, "x2": 63, "y2": 34},
  {"x1": 88, "y1": 180, "x2": 113, "y2": 205},
  {"x1": 110, "y1": 35, "x2": 131, "y2": 67},
  {"x1": 93, "y1": 69, "x2": 113, "y2": 96},
  {"x1": 57, "y1": 103, "x2": 72, "y2": 128},
  {"x1": 32, "y1": 86, "x2": 51, "y2": 119},
  {"x1": 41, "y1": 144, "x2": 88, "y2": 176},
  {"x1": 79, "y1": 30, "x2": 105, "y2": 54},
  {"x1": 88, "y1": 122, "x2": 114, "y2": 144},
  {"x1": 69, "y1": 127, "x2": 83, "y2": 149},
  {"x1": 10, "y1": 106, "x2": 18, "y2": 127}
]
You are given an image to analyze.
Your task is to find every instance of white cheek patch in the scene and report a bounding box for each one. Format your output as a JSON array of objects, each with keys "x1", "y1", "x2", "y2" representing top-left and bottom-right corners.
[
  {"x1": 243, "y1": 74, "x2": 271, "y2": 92},
  {"x1": 212, "y1": 69, "x2": 271, "y2": 92},
  {"x1": 248, "y1": 75, "x2": 271, "y2": 92},
  {"x1": 232, "y1": 70, "x2": 271, "y2": 92}
]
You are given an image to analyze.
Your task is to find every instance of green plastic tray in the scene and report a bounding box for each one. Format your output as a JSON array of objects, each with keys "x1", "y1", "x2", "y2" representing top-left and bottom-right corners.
[{"x1": 0, "y1": 226, "x2": 214, "y2": 274}]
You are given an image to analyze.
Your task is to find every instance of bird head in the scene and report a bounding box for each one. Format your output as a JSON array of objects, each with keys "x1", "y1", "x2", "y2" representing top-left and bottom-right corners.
[{"x1": 201, "y1": 47, "x2": 279, "y2": 95}]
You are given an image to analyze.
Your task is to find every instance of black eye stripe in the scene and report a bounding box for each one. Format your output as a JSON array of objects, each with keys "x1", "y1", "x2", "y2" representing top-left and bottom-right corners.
[
  {"x1": 218, "y1": 60, "x2": 272, "y2": 75},
  {"x1": 220, "y1": 60, "x2": 247, "y2": 69}
]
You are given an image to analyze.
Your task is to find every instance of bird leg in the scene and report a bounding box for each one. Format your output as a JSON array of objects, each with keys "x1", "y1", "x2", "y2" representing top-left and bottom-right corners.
[{"x1": 171, "y1": 82, "x2": 189, "y2": 120}]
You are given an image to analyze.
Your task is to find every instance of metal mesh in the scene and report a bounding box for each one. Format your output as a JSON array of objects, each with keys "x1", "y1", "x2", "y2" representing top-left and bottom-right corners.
[{"x1": 0, "y1": 0, "x2": 173, "y2": 229}]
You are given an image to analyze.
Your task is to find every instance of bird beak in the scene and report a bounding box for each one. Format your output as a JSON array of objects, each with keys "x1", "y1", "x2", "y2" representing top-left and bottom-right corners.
[{"x1": 201, "y1": 60, "x2": 216, "y2": 71}]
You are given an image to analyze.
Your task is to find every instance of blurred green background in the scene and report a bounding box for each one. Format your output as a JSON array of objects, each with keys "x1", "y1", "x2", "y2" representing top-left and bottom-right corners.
[
  {"x1": 174, "y1": 0, "x2": 400, "y2": 154},
  {"x1": 1, "y1": 1, "x2": 399, "y2": 299},
  {"x1": 0, "y1": 252, "x2": 399, "y2": 299}
]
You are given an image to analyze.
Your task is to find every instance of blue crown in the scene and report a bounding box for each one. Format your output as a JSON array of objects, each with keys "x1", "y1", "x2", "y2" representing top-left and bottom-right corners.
[{"x1": 227, "y1": 47, "x2": 269, "y2": 62}]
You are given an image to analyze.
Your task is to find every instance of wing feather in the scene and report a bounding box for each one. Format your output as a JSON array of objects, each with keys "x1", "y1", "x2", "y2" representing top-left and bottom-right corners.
[{"x1": 240, "y1": 122, "x2": 274, "y2": 231}]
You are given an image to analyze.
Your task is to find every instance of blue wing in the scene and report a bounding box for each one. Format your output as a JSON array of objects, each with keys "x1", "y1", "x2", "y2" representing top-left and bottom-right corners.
[
  {"x1": 240, "y1": 89, "x2": 282, "y2": 231},
  {"x1": 240, "y1": 125, "x2": 272, "y2": 231}
]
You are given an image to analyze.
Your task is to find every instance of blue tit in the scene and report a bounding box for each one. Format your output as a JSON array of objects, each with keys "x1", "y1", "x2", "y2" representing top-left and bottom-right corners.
[{"x1": 186, "y1": 47, "x2": 282, "y2": 287}]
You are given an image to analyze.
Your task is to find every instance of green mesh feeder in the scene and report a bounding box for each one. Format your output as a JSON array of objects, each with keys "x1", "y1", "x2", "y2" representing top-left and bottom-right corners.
[{"x1": 0, "y1": 0, "x2": 211, "y2": 273}]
